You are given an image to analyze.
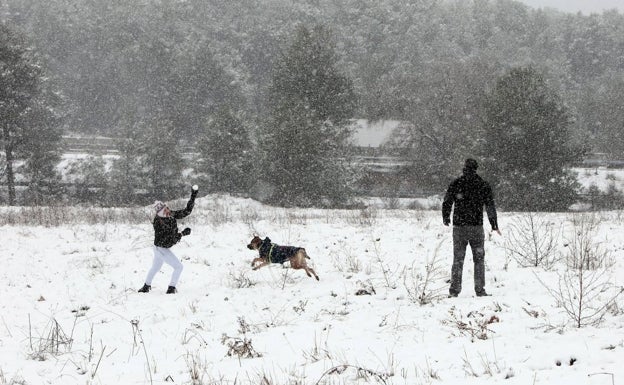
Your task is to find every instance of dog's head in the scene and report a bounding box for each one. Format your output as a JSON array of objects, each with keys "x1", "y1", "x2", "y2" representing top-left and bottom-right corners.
[{"x1": 247, "y1": 235, "x2": 263, "y2": 250}]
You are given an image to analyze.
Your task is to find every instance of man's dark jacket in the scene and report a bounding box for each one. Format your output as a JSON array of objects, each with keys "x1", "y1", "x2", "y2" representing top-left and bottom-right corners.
[
  {"x1": 442, "y1": 170, "x2": 498, "y2": 230},
  {"x1": 153, "y1": 190, "x2": 197, "y2": 248}
]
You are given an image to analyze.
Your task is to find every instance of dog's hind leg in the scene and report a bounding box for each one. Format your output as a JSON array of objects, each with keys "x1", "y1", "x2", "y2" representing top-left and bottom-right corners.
[
  {"x1": 305, "y1": 265, "x2": 319, "y2": 280},
  {"x1": 296, "y1": 250, "x2": 319, "y2": 280}
]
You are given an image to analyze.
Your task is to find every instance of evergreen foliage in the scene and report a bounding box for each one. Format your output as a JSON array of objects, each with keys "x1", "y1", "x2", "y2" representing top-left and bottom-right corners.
[
  {"x1": 139, "y1": 118, "x2": 185, "y2": 200},
  {"x1": 110, "y1": 115, "x2": 186, "y2": 205},
  {"x1": 259, "y1": 25, "x2": 357, "y2": 207},
  {"x1": 18, "y1": 95, "x2": 64, "y2": 205},
  {"x1": 2, "y1": 1, "x2": 624, "y2": 207},
  {"x1": 67, "y1": 155, "x2": 109, "y2": 204},
  {"x1": 481, "y1": 66, "x2": 583, "y2": 211},
  {"x1": 388, "y1": 58, "x2": 497, "y2": 192},
  {"x1": 197, "y1": 108, "x2": 254, "y2": 194},
  {"x1": 3, "y1": 0, "x2": 624, "y2": 159},
  {"x1": 0, "y1": 23, "x2": 63, "y2": 205},
  {"x1": 583, "y1": 72, "x2": 624, "y2": 156}
]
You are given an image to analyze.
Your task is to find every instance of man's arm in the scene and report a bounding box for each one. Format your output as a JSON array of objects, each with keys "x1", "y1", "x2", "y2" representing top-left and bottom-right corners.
[
  {"x1": 442, "y1": 182, "x2": 455, "y2": 226},
  {"x1": 484, "y1": 184, "x2": 500, "y2": 233}
]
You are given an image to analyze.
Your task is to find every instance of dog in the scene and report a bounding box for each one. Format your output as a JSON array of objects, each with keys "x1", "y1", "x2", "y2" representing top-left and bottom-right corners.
[{"x1": 246, "y1": 235, "x2": 319, "y2": 280}]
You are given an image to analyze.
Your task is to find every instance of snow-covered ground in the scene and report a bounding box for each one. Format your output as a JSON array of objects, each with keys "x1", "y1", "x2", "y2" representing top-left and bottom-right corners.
[
  {"x1": 55, "y1": 153, "x2": 624, "y2": 196},
  {"x1": 574, "y1": 167, "x2": 624, "y2": 192},
  {"x1": 1, "y1": 195, "x2": 623, "y2": 385}
]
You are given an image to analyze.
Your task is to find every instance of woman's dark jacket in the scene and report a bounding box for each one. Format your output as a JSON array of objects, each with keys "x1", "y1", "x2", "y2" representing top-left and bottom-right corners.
[{"x1": 153, "y1": 190, "x2": 197, "y2": 248}]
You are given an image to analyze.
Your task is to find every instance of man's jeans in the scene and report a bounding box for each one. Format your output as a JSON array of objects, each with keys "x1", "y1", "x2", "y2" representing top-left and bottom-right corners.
[{"x1": 449, "y1": 226, "x2": 485, "y2": 295}]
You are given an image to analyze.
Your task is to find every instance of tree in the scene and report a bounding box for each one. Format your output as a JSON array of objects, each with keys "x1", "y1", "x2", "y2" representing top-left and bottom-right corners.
[
  {"x1": 138, "y1": 117, "x2": 185, "y2": 200},
  {"x1": 197, "y1": 108, "x2": 253, "y2": 194},
  {"x1": 388, "y1": 58, "x2": 497, "y2": 192},
  {"x1": 0, "y1": 23, "x2": 63, "y2": 205},
  {"x1": 582, "y1": 71, "x2": 624, "y2": 157},
  {"x1": 18, "y1": 91, "x2": 64, "y2": 205},
  {"x1": 108, "y1": 120, "x2": 145, "y2": 206},
  {"x1": 170, "y1": 43, "x2": 247, "y2": 139},
  {"x1": 481, "y1": 66, "x2": 583, "y2": 211},
  {"x1": 67, "y1": 155, "x2": 109, "y2": 204},
  {"x1": 259, "y1": 25, "x2": 358, "y2": 207}
]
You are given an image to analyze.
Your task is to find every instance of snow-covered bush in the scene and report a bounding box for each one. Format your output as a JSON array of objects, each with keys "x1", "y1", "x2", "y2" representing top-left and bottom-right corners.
[
  {"x1": 504, "y1": 212, "x2": 561, "y2": 269},
  {"x1": 402, "y1": 241, "x2": 447, "y2": 305},
  {"x1": 538, "y1": 214, "x2": 623, "y2": 327}
]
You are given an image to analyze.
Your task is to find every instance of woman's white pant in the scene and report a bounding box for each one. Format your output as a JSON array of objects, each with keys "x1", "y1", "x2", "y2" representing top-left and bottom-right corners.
[{"x1": 145, "y1": 246, "x2": 184, "y2": 287}]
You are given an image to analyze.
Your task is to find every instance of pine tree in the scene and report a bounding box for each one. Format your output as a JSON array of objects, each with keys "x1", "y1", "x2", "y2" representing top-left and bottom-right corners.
[
  {"x1": 108, "y1": 118, "x2": 144, "y2": 205},
  {"x1": 197, "y1": 108, "x2": 253, "y2": 194},
  {"x1": 481, "y1": 66, "x2": 583, "y2": 211},
  {"x1": 19, "y1": 92, "x2": 64, "y2": 205},
  {"x1": 139, "y1": 118, "x2": 185, "y2": 200},
  {"x1": 68, "y1": 155, "x2": 108, "y2": 204},
  {"x1": 259, "y1": 25, "x2": 358, "y2": 207},
  {"x1": 0, "y1": 23, "x2": 63, "y2": 205}
]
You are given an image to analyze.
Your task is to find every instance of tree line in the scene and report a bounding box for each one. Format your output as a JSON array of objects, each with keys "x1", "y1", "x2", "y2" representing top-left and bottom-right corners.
[{"x1": 1, "y1": 0, "x2": 622, "y2": 210}]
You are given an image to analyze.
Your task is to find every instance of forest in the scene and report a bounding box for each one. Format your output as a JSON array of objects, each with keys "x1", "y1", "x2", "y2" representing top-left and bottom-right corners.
[{"x1": 1, "y1": 0, "x2": 623, "y2": 208}]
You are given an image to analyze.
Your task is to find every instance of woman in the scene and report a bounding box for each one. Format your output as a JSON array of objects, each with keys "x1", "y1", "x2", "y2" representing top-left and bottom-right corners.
[{"x1": 138, "y1": 185, "x2": 199, "y2": 294}]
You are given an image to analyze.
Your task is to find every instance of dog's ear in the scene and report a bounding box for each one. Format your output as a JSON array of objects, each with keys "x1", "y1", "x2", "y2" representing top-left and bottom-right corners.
[{"x1": 265, "y1": 236, "x2": 271, "y2": 243}]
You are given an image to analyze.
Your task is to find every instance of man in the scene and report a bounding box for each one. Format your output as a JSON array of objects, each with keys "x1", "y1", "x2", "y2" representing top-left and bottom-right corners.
[
  {"x1": 138, "y1": 185, "x2": 199, "y2": 294},
  {"x1": 442, "y1": 159, "x2": 500, "y2": 297}
]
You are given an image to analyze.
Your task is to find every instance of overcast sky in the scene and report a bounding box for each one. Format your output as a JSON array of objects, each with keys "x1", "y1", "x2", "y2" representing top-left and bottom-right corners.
[{"x1": 517, "y1": 0, "x2": 624, "y2": 14}]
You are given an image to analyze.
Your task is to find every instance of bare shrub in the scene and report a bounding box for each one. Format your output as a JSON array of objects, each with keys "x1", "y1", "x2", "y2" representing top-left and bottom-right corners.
[
  {"x1": 354, "y1": 279, "x2": 376, "y2": 296},
  {"x1": 382, "y1": 196, "x2": 400, "y2": 210},
  {"x1": 0, "y1": 369, "x2": 27, "y2": 385},
  {"x1": 286, "y1": 211, "x2": 309, "y2": 225},
  {"x1": 537, "y1": 214, "x2": 624, "y2": 328},
  {"x1": 0, "y1": 206, "x2": 150, "y2": 226},
  {"x1": 302, "y1": 331, "x2": 332, "y2": 363},
  {"x1": 504, "y1": 212, "x2": 561, "y2": 269},
  {"x1": 182, "y1": 327, "x2": 208, "y2": 347},
  {"x1": 209, "y1": 202, "x2": 233, "y2": 225},
  {"x1": 221, "y1": 317, "x2": 262, "y2": 359},
  {"x1": 240, "y1": 206, "x2": 261, "y2": 228},
  {"x1": 226, "y1": 268, "x2": 256, "y2": 289},
  {"x1": 314, "y1": 364, "x2": 393, "y2": 385},
  {"x1": 130, "y1": 319, "x2": 153, "y2": 384},
  {"x1": 368, "y1": 236, "x2": 399, "y2": 289},
  {"x1": 292, "y1": 299, "x2": 308, "y2": 314},
  {"x1": 328, "y1": 239, "x2": 361, "y2": 274},
  {"x1": 403, "y1": 241, "x2": 447, "y2": 305},
  {"x1": 564, "y1": 214, "x2": 613, "y2": 270},
  {"x1": 221, "y1": 334, "x2": 261, "y2": 359},
  {"x1": 461, "y1": 350, "x2": 501, "y2": 378},
  {"x1": 28, "y1": 316, "x2": 75, "y2": 361},
  {"x1": 406, "y1": 200, "x2": 426, "y2": 210},
  {"x1": 443, "y1": 307, "x2": 499, "y2": 342},
  {"x1": 346, "y1": 207, "x2": 377, "y2": 226},
  {"x1": 537, "y1": 268, "x2": 623, "y2": 328},
  {"x1": 184, "y1": 352, "x2": 208, "y2": 385}
]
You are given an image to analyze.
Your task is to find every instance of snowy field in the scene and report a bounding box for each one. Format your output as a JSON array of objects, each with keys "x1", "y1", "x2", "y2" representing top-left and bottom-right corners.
[
  {"x1": 1, "y1": 194, "x2": 623, "y2": 385},
  {"x1": 574, "y1": 167, "x2": 624, "y2": 192}
]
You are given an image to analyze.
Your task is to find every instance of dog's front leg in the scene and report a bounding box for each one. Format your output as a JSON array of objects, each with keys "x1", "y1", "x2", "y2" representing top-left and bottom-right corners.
[
  {"x1": 252, "y1": 261, "x2": 270, "y2": 270},
  {"x1": 251, "y1": 257, "x2": 263, "y2": 267}
]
